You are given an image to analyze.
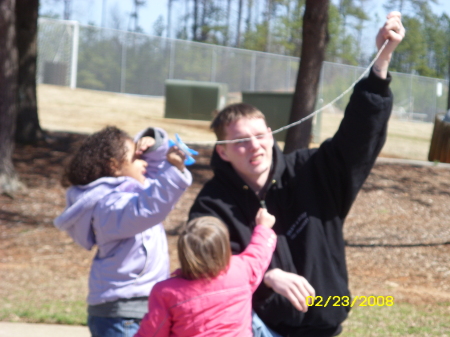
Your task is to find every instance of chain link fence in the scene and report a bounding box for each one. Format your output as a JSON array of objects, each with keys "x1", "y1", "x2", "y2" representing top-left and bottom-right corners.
[{"x1": 37, "y1": 18, "x2": 449, "y2": 123}]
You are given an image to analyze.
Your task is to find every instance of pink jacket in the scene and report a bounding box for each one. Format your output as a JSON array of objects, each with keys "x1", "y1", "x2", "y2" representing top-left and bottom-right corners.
[{"x1": 135, "y1": 225, "x2": 277, "y2": 337}]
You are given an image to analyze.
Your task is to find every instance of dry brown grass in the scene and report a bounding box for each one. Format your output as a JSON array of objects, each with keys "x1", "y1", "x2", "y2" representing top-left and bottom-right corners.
[
  {"x1": 1, "y1": 84, "x2": 445, "y2": 334},
  {"x1": 318, "y1": 107, "x2": 433, "y2": 161},
  {"x1": 38, "y1": 84, "x2": 434, "y2": 161},
  {"x1": 38, "y1": 84, "x2": 215, "y2": 143}
]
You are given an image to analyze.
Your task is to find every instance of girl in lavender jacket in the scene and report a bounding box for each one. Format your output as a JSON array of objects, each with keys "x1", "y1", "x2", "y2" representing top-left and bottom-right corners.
[
  {"x1": 54, "y1": 126, "x2": 192, "y2": 337},
  {"x1": 135, "y1": 208, "x2": 277, "y2": 337}
]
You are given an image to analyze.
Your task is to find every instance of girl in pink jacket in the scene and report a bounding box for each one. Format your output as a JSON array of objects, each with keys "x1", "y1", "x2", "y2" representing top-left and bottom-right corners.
[{"x1": 135, "y1": 208, "x2": 277, "y2": 337}]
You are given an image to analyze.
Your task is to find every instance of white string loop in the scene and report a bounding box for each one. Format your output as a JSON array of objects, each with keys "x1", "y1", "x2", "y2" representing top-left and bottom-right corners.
[{"x1": 186, "y1": 40, "x2": 389, "y2": 146}]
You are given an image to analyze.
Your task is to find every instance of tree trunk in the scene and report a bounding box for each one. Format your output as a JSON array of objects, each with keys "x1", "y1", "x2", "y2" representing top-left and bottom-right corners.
[
  {"x1": 184, "y1": 0, "x2": 189, "y2": 37},
  {"x1": 167, "y1": 0, "x2": 172, "y2": 38},
  {"x1": 226, "y1": 0, "x2": 232, "y2": 45},
  {"x1": 193, "y1": 0, "x2": 199, "y2": 41},
  {"x1": 63, "y1": 0, "x2": 72, "y2": 20},
  {"x1": 199, "y1": 0, "x2": 208, "y2": 41},
  {"x1": 265, "y1": 0, "x2": 272, "y2": 52},
  {"x1": 15, "y1": 0, "x2": 43, "y2": 144},
  {"x1": 236, "y1": 0, "x2": 243, "y2": 47},
  {"x1": 284, "y1": 0, "x2": 329, "y2": 153},
  {"x1": 245, "y1": 0, "x2": 253, "y2": 36},
  {"x1": 0, "y1": 0, "x2": 21, "y2": 194},
  {"x1": 339, "y1": 0, "x2": 348, "y2": 36}
]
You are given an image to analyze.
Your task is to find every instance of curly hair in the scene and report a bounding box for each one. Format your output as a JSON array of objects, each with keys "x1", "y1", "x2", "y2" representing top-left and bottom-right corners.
[{"x1": 62, "y1": 126, "x2": 132, "y2": 186}]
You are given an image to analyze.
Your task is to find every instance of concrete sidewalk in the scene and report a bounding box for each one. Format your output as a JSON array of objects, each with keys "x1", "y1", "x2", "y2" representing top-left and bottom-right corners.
[{"x1": 0, "y1": 322, "x2": 90, "y2": 337}]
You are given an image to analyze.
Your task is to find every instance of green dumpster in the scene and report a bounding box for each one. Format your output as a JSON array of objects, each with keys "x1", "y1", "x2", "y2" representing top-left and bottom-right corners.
[
  {"x1": 242, "y1": 92, "x2": 322, "y2": 143},
  {"x1": 242, "y1": 92, "x2": 293, "y2": 142},
  {"x1": 165, "y1": 80, "x2": 228, "y2": 121}
]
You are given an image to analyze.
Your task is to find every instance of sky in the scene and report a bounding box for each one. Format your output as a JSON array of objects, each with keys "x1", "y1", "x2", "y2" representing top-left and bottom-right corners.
[{"x1": 39, "y1": 0, "x2": 450, "y2": 43}]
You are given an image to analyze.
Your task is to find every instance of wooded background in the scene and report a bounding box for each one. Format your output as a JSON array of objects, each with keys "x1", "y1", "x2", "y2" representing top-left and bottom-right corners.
[
  {"x1": 2, "y1": 0, "x2": 449, "y2": 193},
  {"x1": 40, "y1": 0, "x2": 450, "y2": 80}
]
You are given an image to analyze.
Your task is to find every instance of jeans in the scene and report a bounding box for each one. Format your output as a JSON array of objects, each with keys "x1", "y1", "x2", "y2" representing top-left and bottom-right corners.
[
  {"x1": 252, "y1": 311, "x2": 283, "y2": 337},
  {"x1": 88, "y1": 315, "x2": 141, "y2": 337}
]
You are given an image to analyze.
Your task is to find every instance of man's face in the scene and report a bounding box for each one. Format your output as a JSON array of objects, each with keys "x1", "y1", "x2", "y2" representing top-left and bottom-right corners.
[{"x1": 216, "y1": 117, "x2": 274, "y2": 185}]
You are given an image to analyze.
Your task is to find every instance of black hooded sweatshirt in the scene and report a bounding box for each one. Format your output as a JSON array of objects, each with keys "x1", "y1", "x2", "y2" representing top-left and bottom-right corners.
[{"x1": 189, "y1": 69, "x2": 393, "y2": 337}]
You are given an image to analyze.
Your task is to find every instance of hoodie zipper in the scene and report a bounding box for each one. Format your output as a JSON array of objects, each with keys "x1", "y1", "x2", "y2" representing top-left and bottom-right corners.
[
  {"x1": 258, "y1": 179, "x2": 276, "y2": 210},
  {"x1": 256, "y1": 179, "x2": 292, "y2": 272}
]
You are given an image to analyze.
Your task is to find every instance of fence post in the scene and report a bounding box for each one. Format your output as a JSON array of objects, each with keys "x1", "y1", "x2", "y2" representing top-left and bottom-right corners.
[
  {"x1": 69, "y1": 20, "x2": 79, "y2": 89},
  {"x1": 409, "y1": 72, "x2": 413, "y2": 115},
  {"x1": 250, "y1": 52, "x2": 256, "y2": 91},
  {"x1": 169, "y1": 39, "x2": 175, "y2": 79},
  {"x1": 286, "y1": 57, "x2": 291, "y2": 91},
  {"x1": 313, "y1": 63, "x2": 325, "y2": 143},
  {"x1": 120, "y1": 32, "x2": 128, "y2": 93},
  {"x1": 435, "y1": 80, "x2": 440, "y2": 118},
  {"x1": 211, "y1": 48, "x2": 217, "y2": 82}
]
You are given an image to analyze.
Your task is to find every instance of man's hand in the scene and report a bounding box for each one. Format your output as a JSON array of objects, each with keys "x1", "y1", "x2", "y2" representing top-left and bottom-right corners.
[
  {"x1": 263, "y1": 268, "x2": 315, "y2": 312},
  {"x1": 373, "y1": 11, "x2": 405, "y2": 79},
  {"x1": 135, "y1": 136, "x2": 156, "y2": 156}
]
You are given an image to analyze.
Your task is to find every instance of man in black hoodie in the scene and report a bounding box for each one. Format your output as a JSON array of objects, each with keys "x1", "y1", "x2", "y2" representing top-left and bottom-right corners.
[{"x1": 189, "y1": 12, "x2": 405, "y2": 337}]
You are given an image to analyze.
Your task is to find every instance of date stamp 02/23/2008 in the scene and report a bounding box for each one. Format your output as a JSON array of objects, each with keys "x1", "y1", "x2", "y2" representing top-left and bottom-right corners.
[{"x1": 306, "y1": 296, "x2": 394, "y2": 307}]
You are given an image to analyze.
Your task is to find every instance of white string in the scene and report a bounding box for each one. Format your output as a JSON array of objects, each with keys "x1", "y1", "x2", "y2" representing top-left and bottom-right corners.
[{"x1": 186, "y1": 40, "x2": 389, "y2": 146}]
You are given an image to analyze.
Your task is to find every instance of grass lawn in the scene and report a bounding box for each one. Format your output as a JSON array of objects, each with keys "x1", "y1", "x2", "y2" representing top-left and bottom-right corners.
[
  {"x1": 1, "y1": 85, "x2": 446, "y2": 336},
  {"x1": 37, "y1": 84, "x2": 434, "y2": 161},
  {"x1": 2, "y1": 297, "x2": 449, "y2": 336},
  {"x1": 342, "y1": 302, "x2": 450, "y2": 336},
  {"x1": 0, "y1": 298, "x2": 86, "y2": 325}
]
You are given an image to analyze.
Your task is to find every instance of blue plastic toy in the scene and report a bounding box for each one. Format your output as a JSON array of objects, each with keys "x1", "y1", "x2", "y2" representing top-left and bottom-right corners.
[{"x1": 168, "y1": 134, "x2": 199, "y2": 166}]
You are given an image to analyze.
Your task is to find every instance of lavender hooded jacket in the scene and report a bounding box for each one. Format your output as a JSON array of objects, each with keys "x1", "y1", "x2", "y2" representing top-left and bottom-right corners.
[{"x1": 54, "y1": 128, "x2": 192, "y2": 305}]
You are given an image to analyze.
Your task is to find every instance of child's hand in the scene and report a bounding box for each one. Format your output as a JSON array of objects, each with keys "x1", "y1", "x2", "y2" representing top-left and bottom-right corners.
[
  {"x1": 167, "y1": 146, "x2": 186, "y2": 172},
  {"x1": 135, "y1": 136, "x2": 156, "y2": 156},
  {"x1": 255, "y1": 208, "x2": 275, "y2": 228}
]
